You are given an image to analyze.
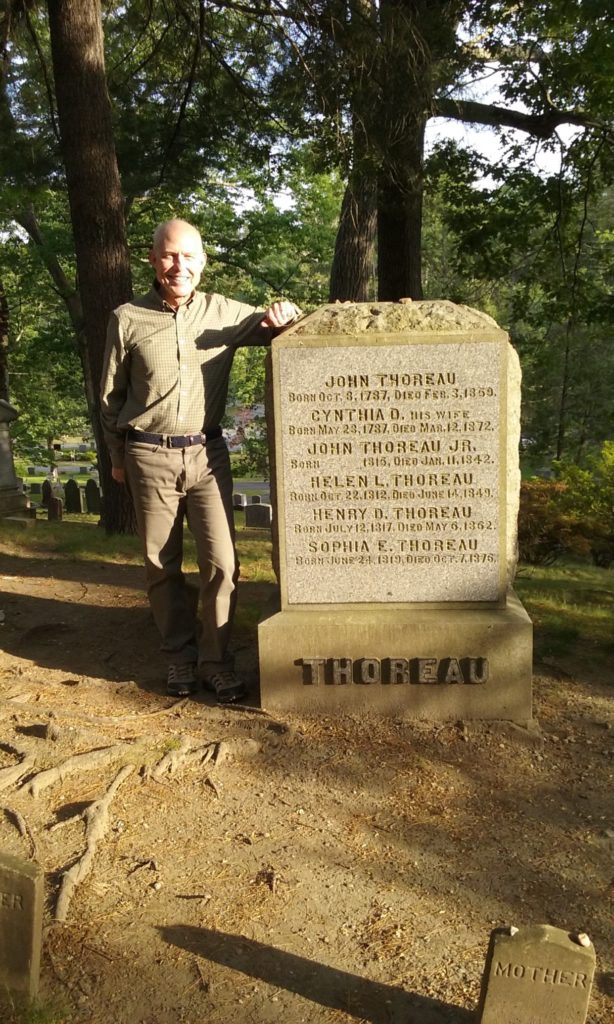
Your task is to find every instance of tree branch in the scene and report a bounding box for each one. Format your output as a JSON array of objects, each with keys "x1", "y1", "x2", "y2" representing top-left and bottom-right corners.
[
  {"x1": 24, "y1": 5, "x2": 60, "y2": 144},
  {"x1": 13, "y1": 207, "x2": 84, "y2": 335},
  {"x1": 157, "y1": 0, "x2": 206, "y2": 186},
  {"x1": 434, "y1": 96, "x2": 605, "y2": 140}
]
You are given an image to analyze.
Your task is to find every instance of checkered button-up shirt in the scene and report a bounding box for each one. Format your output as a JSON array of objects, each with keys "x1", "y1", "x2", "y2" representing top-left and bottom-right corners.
[{"x1": 100, "y1": 286, "x2": 271, "y2": 469}]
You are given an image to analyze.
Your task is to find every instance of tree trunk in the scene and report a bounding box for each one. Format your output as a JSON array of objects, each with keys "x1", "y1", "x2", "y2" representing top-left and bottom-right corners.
[
  {"x1": 0, "y1": 278, "x2": 9, "y2": 404},
  {"x1": 46, "y1": 0, "x2": 136, "y2": 533},
  {"x1": 555, "y1": 318, "x2": 574, "y2": 460},
  {"x1": 328, "y1": 0, "x2": 378, "y2": 302},
  {"x1": 329, "y1": 176, "x2": 376, "y2": 301},
  {"x1": 375, "y1": 0, "x2": 432, "y2": 300},
  {"x1": 376, "y1": 122, "x2": 425, "y2": 301}
]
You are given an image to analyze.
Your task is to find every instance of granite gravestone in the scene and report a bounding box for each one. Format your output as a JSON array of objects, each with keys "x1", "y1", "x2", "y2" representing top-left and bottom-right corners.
[
  {"x1": 0, "y1": 400, "x2": 30, "y2": 521},
  {"x1": 477, "y1": 924, "x2": 596, "y2": 1024},
  {"x1": 85, "y1": 478, "x2": 101, "y2": 514},
  {"x1": 0, "y1": 852, "x2": 44, "y2": 1000},
  {"x1": 64, "y1": 477, "x2": 86, "y2": 513},
  {"x1": 41, "y1": 479, "x2": 52, "y2": 508},
  {"x1": 245, "y1": 502, "x2": 273, "y2": 529},
  {"x1": 47, "y1": 496, "x2": 63, "y2": 521},
  {"x1": 258, "y1": 301, "x2": 533, "y2": 719}
]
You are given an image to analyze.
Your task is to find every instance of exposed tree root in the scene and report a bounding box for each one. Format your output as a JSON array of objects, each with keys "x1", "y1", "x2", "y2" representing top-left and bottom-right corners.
[
  {"x1": 25, "y1": 744, "x2": 132, "y2": 798},
  {"x1": 41, "y1": 697, "x2": 189, "y2": 727},
  {"x1": 0, "y1": 750, "x2": 36, "y2": 791},
  {"x1": 148, "y1": 735, "x2": 219, "y2": 781},
  {"x1": 54, "y1": 764, "x2": 134, "y2": 923},
  {"x1": 1, "y1": 804, "x2": 38, "y2": 858}
]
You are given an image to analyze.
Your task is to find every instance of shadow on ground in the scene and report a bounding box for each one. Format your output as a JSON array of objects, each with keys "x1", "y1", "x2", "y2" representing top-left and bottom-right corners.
[
  {"x1": 159, "y1": 925, "x2": 475, "y2": 1023},
  {"x1": 0, "y1": 548, "x2": 274, "y2": 697}
]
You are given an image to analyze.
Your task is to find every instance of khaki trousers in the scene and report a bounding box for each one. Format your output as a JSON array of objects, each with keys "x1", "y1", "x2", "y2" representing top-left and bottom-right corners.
[{"x1": 125, "y1": 436, "x2": 238, "y2": 671}]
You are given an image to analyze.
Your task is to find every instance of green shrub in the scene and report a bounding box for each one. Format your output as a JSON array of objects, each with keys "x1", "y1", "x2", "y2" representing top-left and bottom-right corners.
[
  {"x1": 518, "y1": 479, "x2": 588, "y2": 565},
  {"x1": 554, "y1": 442, "x2": 614, "y2": 568},
  {"x1": 518, "y1": 444, "x2": 614, "y2": 568}
]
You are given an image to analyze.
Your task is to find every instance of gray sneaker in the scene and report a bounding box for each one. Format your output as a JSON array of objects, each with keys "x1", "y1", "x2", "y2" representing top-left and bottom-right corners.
[
  {"x1": 202, "y1": 669, "x2": 247, "y2": 704},
  {"x1": 167, "y1": 662, "x2": 197, "y2": 696}
]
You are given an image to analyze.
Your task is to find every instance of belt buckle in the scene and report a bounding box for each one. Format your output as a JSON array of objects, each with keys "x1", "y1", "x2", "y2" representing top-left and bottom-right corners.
[{"x1": 164, "y1": 435, "x2": 174, "y2": 448}]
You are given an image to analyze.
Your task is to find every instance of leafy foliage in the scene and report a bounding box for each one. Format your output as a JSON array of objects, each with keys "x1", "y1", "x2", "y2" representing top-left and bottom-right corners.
[
  {"x1": 518, "y1": 444, "x2": 614, "y2": 567},
  {"x1": 1, "y1": 217, "x2": 89, "y2": 448},
  {"x1": 424, "y1": 139, "x2": 614, "y2": 462},
  {"x1": 518, "y1": 478, "x2": 586, "y2": 566},
  {"x1": 554, "y1": 443, "x2": 614, "y2": 567}
]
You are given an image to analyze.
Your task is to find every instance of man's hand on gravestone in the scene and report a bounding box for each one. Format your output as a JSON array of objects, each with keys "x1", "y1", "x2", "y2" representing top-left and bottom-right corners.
[{"x1": 261, "y1": 300, "x2": 301, "y2": 330}]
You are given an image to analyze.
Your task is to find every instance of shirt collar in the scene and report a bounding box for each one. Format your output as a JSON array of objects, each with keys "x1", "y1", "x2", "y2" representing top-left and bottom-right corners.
[{"x1": 151, "y1": 279, "x2": 197, "y2": 312}]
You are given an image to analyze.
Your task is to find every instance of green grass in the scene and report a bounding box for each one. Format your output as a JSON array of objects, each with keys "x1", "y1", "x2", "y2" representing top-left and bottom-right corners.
[
  {"x1": 0, "y1": 515, "x2": 144, "y2": 564},
  {"x1": 515, "y1": 559, "x2": 614, "y2": 664},
  {"x1": 0, "y1": 513, "x2": 276, "y2": 583},
  {"x1": 0, "y1": 995, "x2": 68, "y2": 1024},
  {"x1": 2, "y1": 518, "x2": 612, "y2": 671}
]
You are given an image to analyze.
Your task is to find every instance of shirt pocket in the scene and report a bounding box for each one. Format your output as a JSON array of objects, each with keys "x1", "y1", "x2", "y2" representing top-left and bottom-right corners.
[{"x1": 127, "y1": 332, "x2": 179, "y2": 404}]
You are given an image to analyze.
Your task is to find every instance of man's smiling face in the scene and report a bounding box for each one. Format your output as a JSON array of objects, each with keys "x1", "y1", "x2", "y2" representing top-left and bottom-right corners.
[{"x1": 149, "y1": 220, "x2": 206, "y2": 308}]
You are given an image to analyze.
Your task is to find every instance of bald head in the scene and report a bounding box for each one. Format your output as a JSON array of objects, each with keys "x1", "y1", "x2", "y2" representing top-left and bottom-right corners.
[
  {"x1": 149, "y1": 219, "x2": 206, "y2": 308},
  {"x1": 152, "y1": 218, "x2": 203, "y2": 254}
]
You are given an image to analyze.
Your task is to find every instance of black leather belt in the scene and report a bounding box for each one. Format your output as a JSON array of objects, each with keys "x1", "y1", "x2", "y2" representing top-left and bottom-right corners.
[{"x1": 127, "y1": 427, "x2": 222, "y2": 447}]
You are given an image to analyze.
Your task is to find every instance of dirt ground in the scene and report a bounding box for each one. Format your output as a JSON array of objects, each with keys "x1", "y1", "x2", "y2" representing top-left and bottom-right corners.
[{"x1": 0, "y1": 542, "x2": 612, "y2": 1024}]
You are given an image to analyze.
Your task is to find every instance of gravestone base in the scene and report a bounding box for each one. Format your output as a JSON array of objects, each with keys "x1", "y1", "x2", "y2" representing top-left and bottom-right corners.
[
  {"x1": 0, "y1": 484, "x2": 30, "y2": 519},
  {"x1": 1, "y1": 514, "x2": 36, "y2": 528},
  {"x1": 259, "y1": 589, "x2": 532, "y2": 721}
]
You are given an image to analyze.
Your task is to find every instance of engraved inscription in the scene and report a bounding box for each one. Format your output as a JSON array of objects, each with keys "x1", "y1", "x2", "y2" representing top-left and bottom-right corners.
[
  {"x1": 301, "y1": 657, "x2": 489, "y2": 686},
  {"x1": 0, "y1": 889, "x2": 24, "y2": 910},
  {"x1": 278, "y1": 341, "x2": 504, "y2": 604},
  {"x1": 494, "y1": 962, "x2": 588, "y2": 988}
]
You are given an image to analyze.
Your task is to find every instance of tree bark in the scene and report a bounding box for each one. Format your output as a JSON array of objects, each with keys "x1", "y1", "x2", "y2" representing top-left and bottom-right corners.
[
  {"x1": 0, "y1": 278, "x2": 9, "y2": 404},
  {"x1": 376, "y1": 121, "x2": 426, "y2": 301},
  {"x1": 326, "y1": 0, "x2": 463, "y2": 301},
  {"x1": 329, "y1": 176, "x2": 376, "y2": 301},
  {"x1": 46, "y1": 0, "x2": 136, "y2": 533},
  {"x1": 328, "y1": 0, "x2": 378, "y2": 302},
  {"x1": 374, "y1": 0, "x2": 440, "y2": 300}
]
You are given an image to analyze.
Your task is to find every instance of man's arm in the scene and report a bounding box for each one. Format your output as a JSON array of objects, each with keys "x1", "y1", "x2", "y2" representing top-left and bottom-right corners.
[{"x1": 100, "y1": 311, "x2": 129, "y2": 482}]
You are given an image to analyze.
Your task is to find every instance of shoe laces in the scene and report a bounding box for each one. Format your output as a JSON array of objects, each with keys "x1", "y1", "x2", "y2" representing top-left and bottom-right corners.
[
  {"x1": 168, "y1": 663, "x2": 196, "y2": 683},
  {"x1": 208, "y1": 670, "x2": 237, "y2": 686}
]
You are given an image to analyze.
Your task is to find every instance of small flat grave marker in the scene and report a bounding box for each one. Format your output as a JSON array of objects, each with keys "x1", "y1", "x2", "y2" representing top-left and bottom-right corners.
[
  {"x1": 0, "y1": 852, "x2": 44, "y2": 1000},
  {"x1": 477, "y1": 924, "x2": 596, "y2": 1024},
  {"x1": 47, "y1": 496, "x2": 63, "y2": 521}
]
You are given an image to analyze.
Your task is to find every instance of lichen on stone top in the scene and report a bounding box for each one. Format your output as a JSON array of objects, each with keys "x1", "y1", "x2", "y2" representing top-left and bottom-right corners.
[{"x1": 291, "y1": 300, "x2": 501, "y2": 335}]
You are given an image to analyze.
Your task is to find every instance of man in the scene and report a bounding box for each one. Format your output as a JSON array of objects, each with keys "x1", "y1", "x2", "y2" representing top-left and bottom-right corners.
[{"x1": 100, "y1": 218, "x2": 300, "y2": 702}]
